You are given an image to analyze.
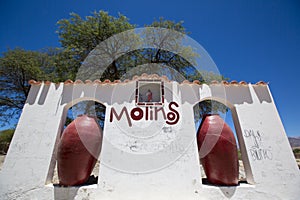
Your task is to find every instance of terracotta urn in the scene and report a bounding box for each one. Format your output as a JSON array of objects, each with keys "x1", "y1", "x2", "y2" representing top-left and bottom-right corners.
[
  {"x1": 197, "y1": 114, "x2": 239, "y2": 186},
  {"x1": 57, "y1": 115, "x2": 102, "y2": 186}
]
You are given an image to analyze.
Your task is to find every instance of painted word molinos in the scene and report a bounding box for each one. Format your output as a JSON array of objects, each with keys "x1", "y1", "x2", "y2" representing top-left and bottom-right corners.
[{"x1": 110, "y1": 102, "x2": 180, "y2": 127}]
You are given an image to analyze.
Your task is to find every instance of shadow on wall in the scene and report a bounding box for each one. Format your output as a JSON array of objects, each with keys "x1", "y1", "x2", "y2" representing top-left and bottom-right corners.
[
  {"x1": 37, "y1": 85, "x2": 50, "y2": 105},
  {"x1": 252, "y1": 86, "x2": 272, "y2": 103},
  {"x1": 223, "y1": 85, "x2": 253, "y2": 105},
  {"x1": 60, "y1": 82, "x2": 137, "y2": 106},
  {"x1": 26, "y1": 84, "x2": 42, "y2": 105},
  {"x1": 27, "y1": 84, "x2": 61, "y2": 105}
]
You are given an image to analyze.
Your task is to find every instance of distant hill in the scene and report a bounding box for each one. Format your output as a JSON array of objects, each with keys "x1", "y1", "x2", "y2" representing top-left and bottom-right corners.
[{"x1": 288, "y1": 137, "x2": 300, "y2": 148}]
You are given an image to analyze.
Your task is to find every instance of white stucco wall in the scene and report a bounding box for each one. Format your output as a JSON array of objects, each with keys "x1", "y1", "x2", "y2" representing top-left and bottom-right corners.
[{"x1": 0, "y1": 76, "x2": 299, "y2": 200}]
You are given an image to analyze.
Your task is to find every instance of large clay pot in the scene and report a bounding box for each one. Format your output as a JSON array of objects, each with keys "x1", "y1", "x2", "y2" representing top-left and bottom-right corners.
[
  {"x1": 57, "y1": 115, "x2": 102, "y2": 186},
  {"x1": 197, "y1": 114, "x2": 239, "y2": 186}
]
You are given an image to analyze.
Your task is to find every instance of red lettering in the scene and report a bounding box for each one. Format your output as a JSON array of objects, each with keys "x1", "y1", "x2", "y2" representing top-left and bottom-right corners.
[
  {"x1": 110, "y1": 102, "x2": 180, "y2": 126},
  {"x1": 130, "y1": 107, "x2": 143, "y2": 120},
  {"x1": 166, "y1": 102, "x2": 180, "y2": 125},
  {"x1": 110, "y1": 107, "x2": 132, "y2": 127},
  {"x1": 155, "y1": 107, "x2": 166, "y2": 120}
]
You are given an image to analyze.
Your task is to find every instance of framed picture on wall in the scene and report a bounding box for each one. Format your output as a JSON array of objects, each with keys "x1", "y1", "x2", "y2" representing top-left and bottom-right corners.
[{"x1": 136, "y1": 80, "x2": 164, "y2": 106}]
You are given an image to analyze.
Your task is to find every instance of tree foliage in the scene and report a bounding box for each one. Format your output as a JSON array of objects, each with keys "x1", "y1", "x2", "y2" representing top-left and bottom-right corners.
[
  {"x1": 0, "y1": 48, "x2": 54, "y2": 126},
  {"x1": 118, "y1": 18, "x2": 199, "y2": 81},
  {"x1": 0, "y1": 129, "x2": 14, "y2": 154},
  {"x1": 0, "y1": 10, "x2": 228, "y2": 128},
  {"x1": 0, "y1": 129, "x2": 14, "y2": 143},
  {"x1": 55, "y1": 11, "x2": 135, "y2": 81}
]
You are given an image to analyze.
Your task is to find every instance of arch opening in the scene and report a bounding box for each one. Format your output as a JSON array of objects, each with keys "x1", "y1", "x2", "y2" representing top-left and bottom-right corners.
[
  {"x1": 47, "y1": 99, "x2": 106, "y2": 186},
  {"x1": 193, "y1": 99, "x2": 252, "y2": 186}
]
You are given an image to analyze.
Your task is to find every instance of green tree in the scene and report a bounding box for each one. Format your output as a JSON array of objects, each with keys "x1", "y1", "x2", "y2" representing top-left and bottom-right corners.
[
  {"x1": 0, "y1": 129, "x2": 15, "y2": 154},
  {"x1": 0, "y1": 10, "x2": 227, "y2": 128},
  {"x1": 0, "y1": 129, "x2": 14, "y2": 143},
  {"x1": 57, "y1": 13, "x2": 202, "y2": 82},
  {"x1": 58, "y1": 12, "x2": 227, "y2": 122},
  {"x1": 55, "y1": 11, "x2": 135, "y2": 81},
  {"x1": 101, "y1": 18, "x2": 200, "y2": 81},
  {"x1": 0, "y1": 48, "x2": 54, "y2": 126}
]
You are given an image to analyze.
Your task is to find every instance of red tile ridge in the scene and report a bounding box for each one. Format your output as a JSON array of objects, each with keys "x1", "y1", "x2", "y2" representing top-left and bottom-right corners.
[
  {"x1": 64, "y1": 79, "x2": 73, "y2": 84},
  {"x1": 193, "y1": 80, "x2": 201, "y2": 84},
  {"x1": 93, "y1": 79, "x2": 102, "y2": 84},
  {"x1": 28, "y1": 77, "x2": 268, "y2": 86},
  {"x1": 230, "y1": 80, "x2": 238, "y2": 85},
  {"x1": 132, "y1": 75, "x2": 139, "y2": 80},
  {"x1": 44, "y1": 81, "x2": 51, "y2": 85},
  {"x1": 239, "y1": 81, "x2": 248, "y2": 85},
  {"x1": 131, "y1": 73, "x2": 171, "y2": 82},
  {"x1": 181, "y1": 80, "x2": 191, "y2": 84},
  {"x1": 74, "y1": 80, "x2": 84, "y2": 84},
  {"x1": 210, "y1": 80, "x2": 219, "y2": 84},
  {"x1": 161, "y1": 75, "x2": 169, "y2": 82},
  {"x1": 255, "y1": 81, "x2": 268, "y2": 85},
  {"x1": 84, "y1": 80, "x2": 93, "y2": 84},
  {"x1": 28, "y1": 80, "x2": 41, "y2": 85},
  {"x1": 141, "y1": 73, "x2": 148, "y2": 77},
  {"x1": 221, "y1": 80, "x2": 229, "y2": 85},
  {"x1": 150, "y1": 74, "x2": 160, "y2": 79}
]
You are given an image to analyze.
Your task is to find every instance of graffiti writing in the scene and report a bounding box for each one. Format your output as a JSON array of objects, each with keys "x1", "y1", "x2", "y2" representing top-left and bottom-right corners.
[{"x1": 244, "y1": 129, "x2": 273, "y2": 161}]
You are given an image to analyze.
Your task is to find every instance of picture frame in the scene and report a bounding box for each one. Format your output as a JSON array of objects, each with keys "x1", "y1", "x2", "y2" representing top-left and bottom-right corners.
[{"x1": 135, "y1": 80, "x2": 164, "y2": 106}]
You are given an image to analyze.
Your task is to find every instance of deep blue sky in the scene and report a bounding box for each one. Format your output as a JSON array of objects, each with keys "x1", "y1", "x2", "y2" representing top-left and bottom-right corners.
[{"x1": 1, "y1": 0, "x2": 299, "y2": 136}]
